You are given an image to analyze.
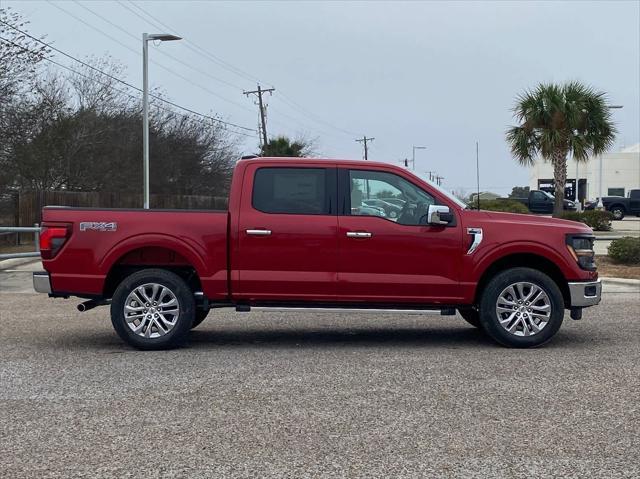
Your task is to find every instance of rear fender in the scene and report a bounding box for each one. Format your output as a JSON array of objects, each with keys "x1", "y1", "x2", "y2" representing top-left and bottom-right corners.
[{"x1": 100, "y1": 233, "x2": 210, "y2": 278}]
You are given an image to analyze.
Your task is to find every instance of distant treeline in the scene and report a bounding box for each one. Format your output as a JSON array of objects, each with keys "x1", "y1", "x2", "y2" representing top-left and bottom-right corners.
[{"x1": 0, "y1": 8, "x2": 242, "y2": 198}]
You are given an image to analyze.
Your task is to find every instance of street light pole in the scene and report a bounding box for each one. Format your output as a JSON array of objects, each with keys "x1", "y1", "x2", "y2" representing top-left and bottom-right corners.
[
  {"x1": 142, "y1": 32, "x2": 181, "y2": 209},
  {"x1": 597, "y1": 105, "x2": 624, "y2": 208}
]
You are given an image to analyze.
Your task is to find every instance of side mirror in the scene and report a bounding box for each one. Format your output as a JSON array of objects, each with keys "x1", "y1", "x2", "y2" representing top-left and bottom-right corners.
[{"x1": 427, "y1": 205, "x2": 452, "y2": 225}]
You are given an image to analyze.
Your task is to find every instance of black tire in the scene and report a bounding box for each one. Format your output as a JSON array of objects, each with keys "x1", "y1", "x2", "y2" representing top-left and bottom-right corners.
[
  {"x1": 610, "y1": 206, "x2": 625, "y2": 220},
  {"x1": 191, "y1": 309, "x2": 209, "y2": 329},
  {"x1": 110, "y1": 268, "x2": 195, "y2": 350},
  {"x1": 479, "y1": 267, "x2": 564, "y2": 348},
  {"x1": 458, "y1": 307, "x2": 482, "y2": 328}
]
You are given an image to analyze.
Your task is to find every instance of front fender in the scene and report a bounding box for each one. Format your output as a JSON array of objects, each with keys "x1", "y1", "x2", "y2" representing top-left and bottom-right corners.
[{"x1": 469, "y1": 240, "x2": 577, "y2": 282}]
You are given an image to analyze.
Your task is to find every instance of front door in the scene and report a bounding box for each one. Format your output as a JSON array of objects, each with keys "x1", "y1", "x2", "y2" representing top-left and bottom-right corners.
[
  {"x1": 337, "y1": 168, "x2": 463, "y2": 304},
  {"x1": 236, "y1": 164, "x2": 338, "y2": 301}
]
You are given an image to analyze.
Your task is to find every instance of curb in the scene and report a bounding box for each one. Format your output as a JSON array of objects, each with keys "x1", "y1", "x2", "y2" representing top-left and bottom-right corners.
[
  {"x1": 0, "y1": 257, "x2": 41, "y2": 271},
  {"x1": 601, "y1": 277, "x2": 640, "y2": 286},
  {"x1": 594, "y1": 236, "x2": 624, "y2": 241}
]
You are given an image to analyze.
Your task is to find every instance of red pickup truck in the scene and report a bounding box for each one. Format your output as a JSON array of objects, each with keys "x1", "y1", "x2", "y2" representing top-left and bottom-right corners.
[{"x1": 33, "y1": 157, "x2": 601, "y2": 349}]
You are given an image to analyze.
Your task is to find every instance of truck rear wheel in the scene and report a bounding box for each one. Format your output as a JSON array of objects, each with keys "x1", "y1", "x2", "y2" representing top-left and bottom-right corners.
[
  {"x1": 479, "y1": 267, "x2": 564, "y2": 348},
  {"x1": 110, "y1": 268, "x2": 195, "y2": 350},
  {"x1": 610, "y1": 206, "x2": 625, "y2": 220}
]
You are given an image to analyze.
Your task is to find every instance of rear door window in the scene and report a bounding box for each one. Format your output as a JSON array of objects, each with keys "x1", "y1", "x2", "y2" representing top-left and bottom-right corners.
[{"x1": 252, "y1": 167, "x2": 333, "y2": 215}]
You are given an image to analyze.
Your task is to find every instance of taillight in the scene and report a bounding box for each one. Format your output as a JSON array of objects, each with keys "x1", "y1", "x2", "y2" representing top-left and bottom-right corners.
[{"x1": 40, "y1": 226, "x2": 70, "y2": 259}]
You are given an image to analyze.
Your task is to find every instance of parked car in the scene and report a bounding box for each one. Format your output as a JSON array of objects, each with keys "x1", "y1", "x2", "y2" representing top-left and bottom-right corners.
[
  {"x1": 362, "y1": 198, "x2": 402, "y2": 218},
  {"x1": 33, "y1": 157, "x2": 600, "y2": 350},
  {"x1": 584, "y1": 189, "x2": 640, "y2": 219},
  {"x1": 509, "y1": 190, "x2": 577, "y2": 214},
  {"x1": 352, "y1": 205, "x2": 386, "y2": 217},
  {"x1": 380, "y1": 197, "x2": 406, "y2": 208}
]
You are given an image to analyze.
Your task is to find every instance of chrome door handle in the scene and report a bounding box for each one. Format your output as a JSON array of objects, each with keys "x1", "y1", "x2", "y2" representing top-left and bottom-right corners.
[
  {"x1": 246, "y1": 229, "x2": 271, "y2": 236},
  {"x1": 346, "y1": 231, "x2": 372, "y2": 238}
]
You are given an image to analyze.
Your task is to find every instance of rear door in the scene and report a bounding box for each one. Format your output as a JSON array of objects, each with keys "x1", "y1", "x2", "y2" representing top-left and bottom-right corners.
[{"x1": 236, "y1": 163, "x2": 338, "y2": 301}]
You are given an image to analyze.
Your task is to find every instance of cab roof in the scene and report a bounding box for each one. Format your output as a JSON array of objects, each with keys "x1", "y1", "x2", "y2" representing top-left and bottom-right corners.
[{"x1": 239, "y1": 156, "x2": 395, "y2": 169}]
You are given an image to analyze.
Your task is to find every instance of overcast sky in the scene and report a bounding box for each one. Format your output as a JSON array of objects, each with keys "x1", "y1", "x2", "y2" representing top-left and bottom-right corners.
[{"x1": 7, "y1": 0, "x2": 640, "y2": 195}]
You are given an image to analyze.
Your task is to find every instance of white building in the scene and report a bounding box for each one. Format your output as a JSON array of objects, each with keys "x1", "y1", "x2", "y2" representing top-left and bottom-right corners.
[{"x1": 529, "y1": 143, "x2": 640, "y2": 202}]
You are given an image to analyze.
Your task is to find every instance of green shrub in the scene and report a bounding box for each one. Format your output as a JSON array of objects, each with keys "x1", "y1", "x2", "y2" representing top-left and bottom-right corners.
[
  {"x1": 476, "y1": 200, "x2": 530, "y2": 214},
  {"x1": 559, "y1": 211, "x2": 584, "y2": 223},
  {"x1": 559, "y1": 210, "x2": 613, "y2": 231},
  {"x1": 582, "y1": 210, "x2": 613, "y2": 231},
  {"x1": 608, "y1": 236, "x2": 640, "y2": 264}
]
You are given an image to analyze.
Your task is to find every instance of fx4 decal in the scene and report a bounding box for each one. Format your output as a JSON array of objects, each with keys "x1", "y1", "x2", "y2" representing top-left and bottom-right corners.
[{"x1": 80, "y1": 222, "x2": 118, "y2": 232}]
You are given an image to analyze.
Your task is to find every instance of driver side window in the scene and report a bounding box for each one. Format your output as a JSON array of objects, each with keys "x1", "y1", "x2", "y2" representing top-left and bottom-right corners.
[{"x1": 349, "y1": 170, "x2": 435, "y2": 225}]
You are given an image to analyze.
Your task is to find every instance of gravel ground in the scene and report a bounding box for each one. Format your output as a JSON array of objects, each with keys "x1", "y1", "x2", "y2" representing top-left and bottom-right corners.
[{"x1": 0, "y1": 288, "x2": 639, "y2": 478}]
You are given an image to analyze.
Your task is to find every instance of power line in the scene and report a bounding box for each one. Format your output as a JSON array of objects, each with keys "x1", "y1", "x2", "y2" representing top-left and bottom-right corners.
[
  {"x1": 74, "y1": 0, "x2": 246, "y2": 92},
  {"x1": 121, "y1": 0, "x2": 361, "y2": 139},
  {"x1": 47, "y1": 1, "x2": 257, "y2": 116},
  {"x1": 0, "y1": 20, "x2": 256, "y2": 133},
  {"x1": 122, "y1": 0, "x2": 260, "y2": 83},
  {"x1": 0, "y1": 36, "x2": 258, "y2": 138}
]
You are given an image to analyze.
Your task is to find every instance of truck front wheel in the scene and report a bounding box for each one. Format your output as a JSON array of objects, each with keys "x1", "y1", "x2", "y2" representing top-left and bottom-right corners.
[
  {"x1": 191, "y1": 309, "x2": 209, "y2": 329},
  {"x1": 479, "y1": 267, "x2": 564, "y2": 348},
  {"x1": 111, "y1": 268, "x2": 195, "y2": 350}
]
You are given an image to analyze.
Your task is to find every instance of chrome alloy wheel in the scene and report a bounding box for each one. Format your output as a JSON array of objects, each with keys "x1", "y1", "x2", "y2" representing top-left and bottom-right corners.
[
  {"x1": 495, "y1": 282, "x2": 551, "y2": 337},
  {"x1": 123, "y1": 283, "x2": 180, "y2": 338}
]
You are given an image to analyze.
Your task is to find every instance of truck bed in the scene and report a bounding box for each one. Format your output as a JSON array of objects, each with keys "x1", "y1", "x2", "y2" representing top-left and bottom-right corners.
[{"x1": 41, "y1": 207, "x2": 230, "y2": 299}]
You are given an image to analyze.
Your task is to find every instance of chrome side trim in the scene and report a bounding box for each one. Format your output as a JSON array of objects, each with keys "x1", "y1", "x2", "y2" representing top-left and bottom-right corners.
[
  {"x1": 568, "y1": 279, "x2": 602, "y2": 307},
  {"x1": 246, "y1": 229, "x2": 271, "y2": 236},
  {"x1": 250, "y1": 307, "x2": 443, "y2": 315},
  {"x1": 33, "y1": 272, "x2": 52, "y2": 294},
  {"x1": 466, "y1": 227, "x2": 483, "y2": 255}
]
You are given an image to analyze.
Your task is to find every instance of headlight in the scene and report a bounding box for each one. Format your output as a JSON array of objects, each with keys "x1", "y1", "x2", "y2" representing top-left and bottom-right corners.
[{"x1": 566, "y1": 235, "x2": 596, "y2": 271}]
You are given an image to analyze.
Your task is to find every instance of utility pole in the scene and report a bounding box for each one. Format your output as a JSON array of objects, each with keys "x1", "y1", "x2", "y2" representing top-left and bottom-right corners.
[
  {"x1": 355, "y1": 136, "x2": 374, "y2": 160},
  {"x1": 244, "y1": 84, "x2": 275, "y2": 147},
  {"x1": 476, "y1": 141, "x2": 480, "y2": 210},
  {"x1": 412, "y1": 145, "x2": 426, "y2": 171}
]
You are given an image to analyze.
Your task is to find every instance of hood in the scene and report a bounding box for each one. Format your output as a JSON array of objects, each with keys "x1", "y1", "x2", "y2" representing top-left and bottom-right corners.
[{"x1": 463, "y1": 209, "x2": 593, "y2": 235}]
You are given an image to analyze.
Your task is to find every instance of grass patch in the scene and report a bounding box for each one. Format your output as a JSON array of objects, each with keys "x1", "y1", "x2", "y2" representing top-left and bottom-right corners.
[{"x1": 596, "y1": 255, "x2": 640, "y2": 280}]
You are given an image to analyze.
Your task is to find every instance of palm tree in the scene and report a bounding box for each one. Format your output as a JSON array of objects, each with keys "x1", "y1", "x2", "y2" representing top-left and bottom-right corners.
[
  {"x1": 260, "y1": 135, "x2": 313, "y2": 157},
  {"x1": 506, "y1": 82, "x2": 616, "y2": 217}
]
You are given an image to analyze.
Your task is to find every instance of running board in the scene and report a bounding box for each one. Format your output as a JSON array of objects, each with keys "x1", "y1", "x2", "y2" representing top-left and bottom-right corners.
[{"x1": 236, "y1": 305, "x2": 457, "y2": 315}]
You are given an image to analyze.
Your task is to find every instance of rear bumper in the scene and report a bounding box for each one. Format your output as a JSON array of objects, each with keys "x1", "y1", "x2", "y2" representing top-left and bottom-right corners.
[
  {"x1": 568, "y1": 279, "x2": 601, "y2": 307},
  {"x1": 33, "y1": 271, "x2": 52, "y2": 294}
]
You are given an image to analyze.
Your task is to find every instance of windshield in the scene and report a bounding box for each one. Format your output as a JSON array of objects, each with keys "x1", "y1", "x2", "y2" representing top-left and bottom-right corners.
[{"x1": 412, "y1": 172, "x2": 468, "y2": 209}]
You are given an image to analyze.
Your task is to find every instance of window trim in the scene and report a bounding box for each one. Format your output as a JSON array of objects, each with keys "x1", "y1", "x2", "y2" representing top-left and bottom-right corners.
[{"x1": 251, "y1": 166, "x2": 337, "y2": 216}]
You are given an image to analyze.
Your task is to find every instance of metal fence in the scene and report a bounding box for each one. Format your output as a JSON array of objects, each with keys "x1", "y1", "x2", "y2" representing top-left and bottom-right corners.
[{"x1": 0, "y1": 225, "x2": 41, "y2": 260}]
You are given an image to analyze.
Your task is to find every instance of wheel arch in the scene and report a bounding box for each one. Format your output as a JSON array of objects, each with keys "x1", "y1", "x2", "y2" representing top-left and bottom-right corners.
[
  {"x1": 608, "y1": 203, "x2": 626, "y2": 211},
  {"x1": 101, "y1": 236, "x2": 208, "y2": 297},
  {"x1": 473, "y1": 253, "x2": 570, "y2": 307}
]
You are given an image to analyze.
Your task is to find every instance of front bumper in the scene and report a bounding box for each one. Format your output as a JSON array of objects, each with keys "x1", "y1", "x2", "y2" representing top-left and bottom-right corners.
[
  {"x1": 568, "y1": 279, "x2": 601, "y2": 307},
  {"x1": 33, "y1": 271, "x2": 52, "y2": 294}
]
